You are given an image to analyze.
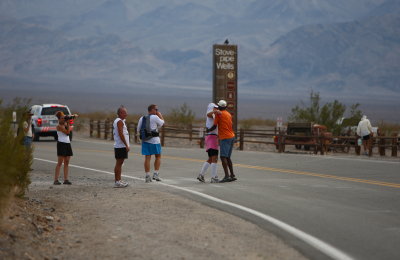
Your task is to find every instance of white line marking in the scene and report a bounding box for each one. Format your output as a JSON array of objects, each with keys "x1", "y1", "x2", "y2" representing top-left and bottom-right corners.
[{"x1": 35, "y1": 157, "x2": 354, "y2": 260}]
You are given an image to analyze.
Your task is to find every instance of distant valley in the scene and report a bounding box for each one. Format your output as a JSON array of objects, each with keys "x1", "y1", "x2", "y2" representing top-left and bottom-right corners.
[{"x1": 0, "y1": 0, "x2": 399, "y2": 122}]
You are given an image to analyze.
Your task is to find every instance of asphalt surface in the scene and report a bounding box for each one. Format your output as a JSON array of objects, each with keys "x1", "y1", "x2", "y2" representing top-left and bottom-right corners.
[{"x1": 32, "y1": 136, "x2": 400, "y2": 260}]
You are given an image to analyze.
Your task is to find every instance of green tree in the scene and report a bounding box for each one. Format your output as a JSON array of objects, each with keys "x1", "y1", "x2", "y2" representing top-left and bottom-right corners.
[
  {"x1": 166, "y1": 103, "x2": 195, "y2": 127},
  {"x1": 341, "y1": 103, "x2": 363, "y2": 128},
  {"x1": 289, "y1": 91, "x2": 361, "y2": 135}
]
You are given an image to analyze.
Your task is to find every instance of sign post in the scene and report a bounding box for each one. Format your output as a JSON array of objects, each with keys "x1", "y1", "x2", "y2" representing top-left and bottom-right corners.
[{"x1": 213, "y1": 43, "x2": 238, "y2": 132}]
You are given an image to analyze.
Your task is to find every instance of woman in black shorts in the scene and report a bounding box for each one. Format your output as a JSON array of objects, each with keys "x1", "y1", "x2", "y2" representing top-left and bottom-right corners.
[{"x1": 54, "y1": 111, "x2": 73, "y2": 185}]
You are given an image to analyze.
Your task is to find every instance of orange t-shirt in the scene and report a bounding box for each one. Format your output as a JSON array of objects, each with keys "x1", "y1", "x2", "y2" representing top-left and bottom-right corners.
[{"x1": 214, "y1": 110, "x2": 235, "y2": 140}]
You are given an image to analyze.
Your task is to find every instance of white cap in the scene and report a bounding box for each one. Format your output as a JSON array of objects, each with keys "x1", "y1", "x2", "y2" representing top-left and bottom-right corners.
[
  {"x1": 217, "y1": 100, "x2": 227, "y2": 107},
  {"x1": 207, "y1": 103, "x2": 218, "y2": 114}
]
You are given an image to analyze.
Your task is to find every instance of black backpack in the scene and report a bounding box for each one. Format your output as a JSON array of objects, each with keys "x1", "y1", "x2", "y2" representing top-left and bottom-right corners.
[{"x1": 139, "y1": 115, "x2": 153, "y2": 141}]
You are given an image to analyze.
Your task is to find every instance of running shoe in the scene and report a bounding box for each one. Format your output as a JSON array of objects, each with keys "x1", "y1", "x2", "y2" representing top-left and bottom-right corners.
[
  {"x1": 211, "y1": 177, "x2": 219, "y2": 183},
  {"x1": 145, "y1": 175, "x2": 152, "y2": 183},
  {"x1": 120, "y1": 180, "x2": 128, "y2": 185},
  {"x1": 152, "y1": 173, "x2": 161, "y2": 181},
  {"x1": 53, "y1": 180, "x2": 61, "y2": 185},
  {"x1": 230, "y1": 175, "x2": 237, "y2": 181},
  {"x1": 219, "y1": 177, "x2": 232, "y2": 183},
  {"x1": 197, "y1": 174, "x2": 205, "y2": 183},
  {"x1": 63, "y1": 180, "x2": 72, "y2": 185},
  {"x1": 114, "y1": 180, "x2": 128, "y2": 188}
]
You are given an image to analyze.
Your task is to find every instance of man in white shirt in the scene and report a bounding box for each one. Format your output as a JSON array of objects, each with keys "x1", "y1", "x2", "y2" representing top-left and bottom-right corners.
[
  {"x1": 356, "y1": 115, "x2": 373, "y2": 155},
  {"x1": 113, "y1": 106, "x2": 130, "y2": 188},
  {"x1": 137, "y1": 104, "x2": 165, "y2": 183}
]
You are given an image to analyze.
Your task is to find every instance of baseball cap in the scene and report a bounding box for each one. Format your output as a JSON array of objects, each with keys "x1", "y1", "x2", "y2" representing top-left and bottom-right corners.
[{"x1": 217, "y1": 100, "x2": 227, "y2": 107}]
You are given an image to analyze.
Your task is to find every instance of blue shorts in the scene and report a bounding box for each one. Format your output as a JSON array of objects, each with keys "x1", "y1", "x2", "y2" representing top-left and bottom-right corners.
[
  {"x1": 23, "y1": 136, "x2": 32, "y2": 148},
  {"x1": 142, "y1": 142, "x2": 162, "y2": 155},
  {"x1": 220, "y1": 138, "x2": 235, "y2": 158}
]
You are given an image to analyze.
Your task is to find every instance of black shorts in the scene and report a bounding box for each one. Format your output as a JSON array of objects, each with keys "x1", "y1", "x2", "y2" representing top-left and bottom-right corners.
[
  {"x1": 207, "y1": 148, "x2": 219, "y2": 157},
  {"x1": 57, "y1": 142, "x2": 73, "y2": 157},
  {"x1": 362, "y1": 135, "x2": 370, "y2": 141},
  {"x1": 115, "y1": 148, "x2": 128, "y2": 159}
]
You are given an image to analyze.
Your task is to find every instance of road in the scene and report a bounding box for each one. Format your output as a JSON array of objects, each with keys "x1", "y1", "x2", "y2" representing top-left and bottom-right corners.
[{"x1": 32, "y1": 136, "x2": 400, "y2": 260}]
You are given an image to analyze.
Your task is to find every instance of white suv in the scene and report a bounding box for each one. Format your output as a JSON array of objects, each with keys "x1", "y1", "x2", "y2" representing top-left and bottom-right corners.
[{"x1": 30, "y1": 104, "x2": 74, "y2": 141}]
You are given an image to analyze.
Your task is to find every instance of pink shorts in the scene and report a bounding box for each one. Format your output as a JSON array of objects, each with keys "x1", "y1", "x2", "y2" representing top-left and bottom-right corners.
[{"x1": 205, "y1": 135, "x2": 218, "y2": 151}]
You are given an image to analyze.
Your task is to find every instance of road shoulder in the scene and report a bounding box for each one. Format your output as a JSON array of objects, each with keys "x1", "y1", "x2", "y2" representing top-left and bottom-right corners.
[{"x1": 0, "y1": 167, "x2": 306, "y2": 260}]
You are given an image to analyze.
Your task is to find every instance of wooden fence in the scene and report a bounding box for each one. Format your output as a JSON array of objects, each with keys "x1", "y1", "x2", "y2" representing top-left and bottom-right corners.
[{"x1": 89, "y1": 120, "x2": 399, "y2": 158}]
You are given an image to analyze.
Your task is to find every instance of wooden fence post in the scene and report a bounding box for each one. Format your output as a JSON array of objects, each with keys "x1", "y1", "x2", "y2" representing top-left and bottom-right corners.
[
  {"x1": 134, "y1": 123, "x2": 138, "y2": 143},
  {"x1": 89, "y1": 119, "x2": 93, "y2": 137},
  {"x1": 278, "y1": 132, "x2": 284, "y2": 153},
  {"x1": 392, "y1": 133, "x2": 398, "y2": 157},
  {"x1": 126, "y1": 122, "x2": 131, "y2": 144},
  {"x1": 161, "y1": 125, "x2": 165, "y2": 147},
  {"x1": 199, "y1": 127, "x2": 204, "y2": 148},
  {"x1": 104, "y1": 119, "x2": 109, "y2": 140},
  {"x1": 239, "y1": 129, "x2": 244, "y2": 151},
  {"x1": 368, "y1": 137, "x2": 373, "y2": 157},
  {"x1": 318, "y1": 136, "x2": 324, "y2": 155},
  {"x1": 97, "y1": 121, "x2": 101, "y2": 139},
  {"x1": 378, "y1": 133, "x2": 385, "y2": 156},
  {"x1": 189, "y1": 124, "x2": 193, "y2": 142},
  {"x1": 355, "y1": 137, "x2": 361, "y2": 155}
]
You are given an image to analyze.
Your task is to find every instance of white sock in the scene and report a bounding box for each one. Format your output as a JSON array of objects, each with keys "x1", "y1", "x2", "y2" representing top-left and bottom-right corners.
[
  {"x1": 211, "y1": 163, "x2": 218, "y2": 178},
  {"x1": 145, "y1": 172, "x2": 150, "y2": 177},
  {"x1": 200, "y1": 162, "x2": 210, "y2": 176},
  {"x1": 154, "y1": 171, "x2": 159, "y2": 176}
]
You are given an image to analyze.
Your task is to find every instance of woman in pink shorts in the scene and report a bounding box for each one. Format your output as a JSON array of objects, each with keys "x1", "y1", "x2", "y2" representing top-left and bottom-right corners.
[{"x1": 197, "y1": 103, "x2": 220, "y2": 183}]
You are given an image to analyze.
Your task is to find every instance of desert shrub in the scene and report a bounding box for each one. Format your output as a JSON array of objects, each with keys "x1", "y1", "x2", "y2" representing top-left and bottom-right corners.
[
  {"x1": 377, "y1": 121, "x2": 400, "y2": 136},
  {"x1": 0, "y1": 98, "x2": 32, "y2": 217},
  {"x1": 165, "y1": 103, "x2": 195, "y2": 127}
]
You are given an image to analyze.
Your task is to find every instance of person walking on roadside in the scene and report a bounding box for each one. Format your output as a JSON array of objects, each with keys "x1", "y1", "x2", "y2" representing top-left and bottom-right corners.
[
  {"x1": 137, "y1": 104, "x2": 165, "y2": 183},
  {"x1": 206, "y1": 100, "x2": 237, "y2": 183},
  {"x1": 197, "y1": 103, "x2": 220, "y2": 183},
  {"x1": 356, "y1": 115, "x2": 373, "y2": 155},
  {"x1": 23, "y1": 109, "x2": 34, "y2": 150},
  {"x1": 54, "y1": 111, "x2": 73, "y2": 185},
  {"x1": 113, "y1": 106, "x2": 130, "y2": 188}
]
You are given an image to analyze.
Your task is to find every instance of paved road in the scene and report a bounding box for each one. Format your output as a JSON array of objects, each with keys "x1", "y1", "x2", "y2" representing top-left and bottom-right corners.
[{"x1": 32, "y1": 137, "x2": 400, "y2": 260}]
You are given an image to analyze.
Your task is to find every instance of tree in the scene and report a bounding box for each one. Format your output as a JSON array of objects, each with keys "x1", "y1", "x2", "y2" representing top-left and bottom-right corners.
[
  {"x1": 341, "y1": 103, "x2": 363, "y2": 128},
  {"x1": 166, "y1": 103, "x2": 195, "y2": 127},
  {"x1": 289, "y1": 91, "x2": 361, "y2": 135}
]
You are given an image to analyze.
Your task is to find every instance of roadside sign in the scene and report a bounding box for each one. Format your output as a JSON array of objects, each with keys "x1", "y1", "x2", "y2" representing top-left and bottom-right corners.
[{"x1": 213, "y1": 43, "x2": 238, "y2": 132}]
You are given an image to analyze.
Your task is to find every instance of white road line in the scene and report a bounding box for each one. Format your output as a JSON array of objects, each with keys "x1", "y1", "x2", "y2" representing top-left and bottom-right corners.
[{"x1": 35, "y1": 157, "x2": 354, "y2": 260}]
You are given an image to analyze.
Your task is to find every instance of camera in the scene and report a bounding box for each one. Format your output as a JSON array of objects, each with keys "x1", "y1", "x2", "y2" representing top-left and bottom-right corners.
[{"x1": 64, "y1": 114, "x2": 78, "y2": 120}]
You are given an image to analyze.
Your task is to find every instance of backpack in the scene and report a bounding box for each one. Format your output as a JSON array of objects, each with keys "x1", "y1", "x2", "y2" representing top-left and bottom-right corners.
[{"x1": 139, "y1": 115, "x2": 153, "y2": 141}]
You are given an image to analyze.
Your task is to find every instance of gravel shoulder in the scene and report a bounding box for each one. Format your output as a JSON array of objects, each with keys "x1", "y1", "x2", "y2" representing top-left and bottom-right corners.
[{"x1": 0, "y1": 164, "x2": 307, "y2": 260}]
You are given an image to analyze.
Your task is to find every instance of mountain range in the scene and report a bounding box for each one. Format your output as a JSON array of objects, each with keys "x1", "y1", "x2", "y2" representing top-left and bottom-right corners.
[{"x1": 0, "y1": 0, "x2": 399, "y2": 121}]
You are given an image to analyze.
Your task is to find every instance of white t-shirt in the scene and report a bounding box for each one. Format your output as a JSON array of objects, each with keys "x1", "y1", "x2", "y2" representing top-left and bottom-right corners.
[
  {"x1": 113, "y1": 118, "x2": 129, "y2": 148},
  {"x1": 206, "y1": 103, "x2": 218, "y2": 135},
  {"x1": 137, "y1": 115, "x2": 164, "y2": 144},
  {"x1": 23, "y1": 119, "x2": 33, "y2": 137}
]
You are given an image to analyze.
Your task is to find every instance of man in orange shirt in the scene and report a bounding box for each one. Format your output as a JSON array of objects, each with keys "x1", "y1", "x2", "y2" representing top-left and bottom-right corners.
[{"x1": 207, "y1": 100, "x2": 237, "y2": 183}]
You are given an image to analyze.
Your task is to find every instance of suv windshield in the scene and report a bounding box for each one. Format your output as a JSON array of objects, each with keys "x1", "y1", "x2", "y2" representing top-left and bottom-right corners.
[{"x1": 41, "y1": 107, "x2": 70, "y2": 116}]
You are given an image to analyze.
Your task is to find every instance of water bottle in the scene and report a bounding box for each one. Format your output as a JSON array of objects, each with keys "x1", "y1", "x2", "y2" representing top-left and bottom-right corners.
[{"x1": 357, "y1": 138, "x2": 362, "y2": 146}]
